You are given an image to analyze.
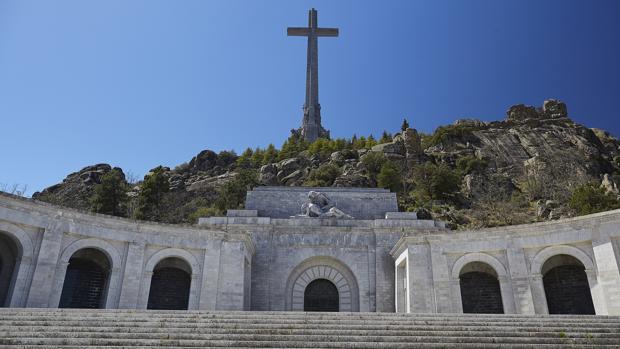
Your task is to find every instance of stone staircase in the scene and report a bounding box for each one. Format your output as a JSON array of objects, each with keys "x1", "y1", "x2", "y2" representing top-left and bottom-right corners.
[{"x1": 0, "y1": 309, "x2": 619, "y2": 348}]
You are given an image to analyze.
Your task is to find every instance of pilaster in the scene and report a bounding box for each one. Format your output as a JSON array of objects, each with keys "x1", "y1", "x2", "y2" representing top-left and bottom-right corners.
[{"x1": 26, "y1": 226, "x2": 63, "y2": 308}]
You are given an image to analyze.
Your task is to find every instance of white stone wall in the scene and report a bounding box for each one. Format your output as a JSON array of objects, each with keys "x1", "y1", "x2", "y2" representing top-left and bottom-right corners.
[
  {"x1": 391, "y1": 210, "x2": 620, "y2": 315},
  {"x1": 0, "y1": 193, "x2": 253, "y2": 311},
  {"x1": 1, "y1": 191, "x2": 619, "y2": 315}
]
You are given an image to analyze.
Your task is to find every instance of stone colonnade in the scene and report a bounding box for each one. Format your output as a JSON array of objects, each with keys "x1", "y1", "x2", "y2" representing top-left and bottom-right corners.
[
  {"x1": 0, "y1": 193, "x2": 254, "y2": 311},
  {"x1": 391, "y1": 212, "x2": 620, "y2": 315},
  {"x1": 1, "y1": 191, "x2": 620, "y2": 314}
]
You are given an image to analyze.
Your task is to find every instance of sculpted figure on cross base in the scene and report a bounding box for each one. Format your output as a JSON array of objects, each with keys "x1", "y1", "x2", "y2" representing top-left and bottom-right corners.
[{"x1": 298, "y1": 191, "x2": 353, "y2": 219}]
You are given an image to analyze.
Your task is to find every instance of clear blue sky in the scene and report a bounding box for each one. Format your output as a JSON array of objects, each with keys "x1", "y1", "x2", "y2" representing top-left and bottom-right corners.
[{"x1": 1, "y1": 0, "x2": 619, "y2": 195}]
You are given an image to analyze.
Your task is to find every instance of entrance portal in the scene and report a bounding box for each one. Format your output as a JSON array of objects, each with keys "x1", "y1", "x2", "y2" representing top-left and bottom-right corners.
[
  {"x1": 304, "y1": 279, "x2": 339, "y2": 312},
  {"x1": 542, "y1": 254, "x2": 595, "y2": 315},
  {"x1": 147, "y1": 257, "x2": 191, "y2": 310},
  {"x1": 59, "y1": 248, "x2": 111, "y2": 308},
  {"x1": 459, "y1": 261, "x2": 504, "y2": 314},
  {"x1": 0, "y1": 233, "x2": 19, "y2": 307}
]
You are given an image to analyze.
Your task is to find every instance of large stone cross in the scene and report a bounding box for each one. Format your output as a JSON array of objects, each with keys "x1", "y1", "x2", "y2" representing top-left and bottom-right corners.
[{"x1": 288, "y1": 8, "x2": 338, "y2": 143}]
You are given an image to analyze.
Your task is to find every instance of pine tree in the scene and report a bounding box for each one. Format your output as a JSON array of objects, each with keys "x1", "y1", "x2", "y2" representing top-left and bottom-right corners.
[
  {"x1": 236, "y1": 148, "x2": 254, "y2": 168},
  {"x1": 134, "y1": 166, "x2": 170, "y2": 221},
  {"x1": 278, "y1": 134, "x2": 307, "y2": 161},
  {"x1": 401, "y1": 118, "x2": 410, "y2": 131},
  {"x1": 262, "y1": 144, "x2": 278, "y2": 165},
  {"x1": 379, "y1": 131, "x2": 392, "y2": 144},
  {"x1": 91, "y1": 168, "x2": 128, "y2": 217},
  {"x1": 251, "y1": 147, "x2": 264, "y2": 167},
  {"x1": 215, "y1": 169, "x2": 258, "y2": 211},
  {"x1": 377, "y1": 161, "x2": 402, "y2": 193}
]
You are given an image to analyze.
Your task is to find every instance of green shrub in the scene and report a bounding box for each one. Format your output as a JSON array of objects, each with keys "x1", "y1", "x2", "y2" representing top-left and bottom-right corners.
[
  {"x1": 214, "y1": 169, "x2": 258, "y2": 212},
  {"x1": 425, "y1": 124, "x2": 482, "y2": 147},
  {"x1": 569, "y1": 182, "x2": 620, "y2": 215},
  {"x1": 412, "y1": 162, "x2": 460, "y2": 202},
  {"x1": 91, "y1": 168, "x2": 128, "y2": 217},
  {"x1": 377, "y1": 161, "x2": 402, "y2": 193},
  {"x1": 134, "y1": 166, "x2": 170, "y2": 221},
  {"x1": 361, "y1": 152, "x2": 387, "y2": 181},
  {"x1": 216, "y1": 150, "x2": 238, "y2": 167},
  {"x1": 188, "y1": 206, "x2": 222, "y2": 223},
  {"x1": 304, "y1": 163, "x2": 341, "y2": 187},
  {"x1": 456, "y1": 156, "x2": 488, "y2": 175}
]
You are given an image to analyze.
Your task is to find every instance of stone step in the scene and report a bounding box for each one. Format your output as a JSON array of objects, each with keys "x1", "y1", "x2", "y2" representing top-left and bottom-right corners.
[
  {"x1": 3, "y1": 325, "x2": 619, "y2": 337},
  {"x1": 1, "y1": 310, "x2": 618, "y2": 348},
  {"x1": 2, "y1": 320, "x2": 619, "y2": 331},
  {"x1": 2, "y1": 309, "x2": 619, "y2": 319},
  {"x1": 2, "y1": 309, "x2": 618, "y2": 320},
  {"x1": 2, "y1": 312, "x2": 618, "y2": 323},
  {"x1": 2, "y1": 322, "x2": 619, "y2": 335},
  {"x1": 1, "y1": 330, "x2": 618, "y2": 344},
  {"x1": 0, "y1": 343, "x2": 618, "y2": 349},
  {"x1": 2, "y1": 318, "x2": 618, "y2": 329},
  {"x1": 0, "y1": 337, "x2": 618, "y2": 347}
]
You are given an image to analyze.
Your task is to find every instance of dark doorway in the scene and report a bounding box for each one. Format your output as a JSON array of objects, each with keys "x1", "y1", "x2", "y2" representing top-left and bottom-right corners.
[
  {"x1": 304, "y1": 279, "x2": 339, "y2": 312},
  {"x1": 59, "y1": 248, "x2": 111, "y2": 309},
  {"x1": 459, "y1": 262, "x2": 504, "y2": 314},
  {"x1": 543, "y1": 254, "x2": 595, "y2": 315},
  {"x1": 0, "y1": 232, "x2": 20, "y2": 307},
  {"x1": 147, "y1": 257, "x2": 191, "y2": 310}
]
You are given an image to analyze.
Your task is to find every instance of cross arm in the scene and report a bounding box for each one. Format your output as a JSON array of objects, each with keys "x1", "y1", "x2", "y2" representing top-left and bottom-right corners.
[
  {"x1": 287, "y1": 27, "x2": 310, "y2": 36},
  {"x1": 315, "y1": 28, "x2": 339, "y2": 37}
]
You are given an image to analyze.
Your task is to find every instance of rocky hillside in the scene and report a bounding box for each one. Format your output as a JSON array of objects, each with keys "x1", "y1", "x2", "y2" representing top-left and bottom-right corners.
[{"x1": 32, "y1": 99, "x2": 620, "y2": 228}]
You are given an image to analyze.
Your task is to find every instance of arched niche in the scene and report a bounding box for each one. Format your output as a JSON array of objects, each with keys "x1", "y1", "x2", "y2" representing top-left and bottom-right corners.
[
  {"x1": 50, "y1": 238, "x2": 123, "y2": 309},
  {"x1": 451, "y1": 252, "x2": 515, "y2": 314},
  {"x1": 138, "y1": 248, "x2": 201, "y2": 310},
  {"x1": 285, "y1": 256, "x2": 359, "y2": 312},
  {"x1": 59, "y1": 248, "x2": 111, "y2": 308},
  {"x1": 0, "y1": 221, "x2": 34, "y2": 307},
  {"x1": 147, "y1": 257, "x2": 192, "y2": 310}
]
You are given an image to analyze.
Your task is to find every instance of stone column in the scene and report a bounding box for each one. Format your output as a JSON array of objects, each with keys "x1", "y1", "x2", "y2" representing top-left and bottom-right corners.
[
  {"x1": 584, "y1": 268, "x2": 606, "y2": 315},
  {"x1": 7, "y1": 252, "x2": 33, "y2": 308},
  {"x1": 26, "y1": 226, "x2": 64, "y2": 308},
  {"x1": 199, "y1": 239, "x2": 222, "y2": 310},
  {"x1": 118, "y1": 241, "x2": 146, "y2": 309},
  {"x1": 529, "y1": 274, "x2": 548, "y2": 314},
  {"x1": 394, "y1": 258, "x2": 407, "y2": 313},
  {"x1": 216, "y1": 241, "x2": 247, "y2": 310},
  {"x1": 591, "y1": 236, "x2": 620, "y2": 315},
  {"x1": 498, "y1": 275, "x2": 516, "y2": 314},
  {"x1": 407, "y1": 243, "x2": 435, "y2": 313},
  {"x1": 429, "y1": 243, "x2": 453, "y2": 313},
  {"x1": 506, "y1": 243, "x2": 536, "y2": 314},
  {"x1": 450, "y1": 279, "x2": 463, "y2": 313},
  {"x1": 188, "y1": 273, "x2": 202, "y2": 310},
  {"x1": 136, "y1": 271, "x2": 153, "y2": 309}
]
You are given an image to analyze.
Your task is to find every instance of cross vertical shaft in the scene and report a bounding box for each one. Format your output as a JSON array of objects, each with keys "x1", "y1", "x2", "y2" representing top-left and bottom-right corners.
[{"x1": 288, "y1": 9, "x2": 338, "y2": 143}]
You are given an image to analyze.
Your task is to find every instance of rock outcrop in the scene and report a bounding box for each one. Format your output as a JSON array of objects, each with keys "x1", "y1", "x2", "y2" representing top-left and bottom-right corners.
[{"x1": 29, "y1": 99, "x2": 620, "y2": 227}]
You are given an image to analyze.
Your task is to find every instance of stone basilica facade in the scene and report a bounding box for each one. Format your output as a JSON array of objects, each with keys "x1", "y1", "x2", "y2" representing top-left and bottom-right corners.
[{"x1": 0, "y1": 186, "x2": 619, "y2": 316}]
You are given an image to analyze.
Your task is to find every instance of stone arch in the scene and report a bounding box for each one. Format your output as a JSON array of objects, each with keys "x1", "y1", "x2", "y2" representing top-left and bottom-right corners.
[
  {"x1": 451, "y1": 253, "x2": 515, "y2": 314},
  {"x1": 0, "y1": 221, "x2": 34, "y2": 307},
  {"x1": 147, "y1": 257, "x2": 192, "y2": 310},
  {"x1": 530, "y1": 245, "x2": 595, "y2": 275},
  {"x1": 51, "y1": 238, "x2": 123, "y2": 308},
  {"x1": 285, "y1": 256, "x2": 359, "y2": 312},
  {"x1": 138, "y1": 248, "x2": 201, "y2": 310},
  {"x1": 451, "y1": 253, "x2": 508, "y2": 279},
  {"x1": 529, "y1": 245, "x2": 600, "y2": 315}
]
